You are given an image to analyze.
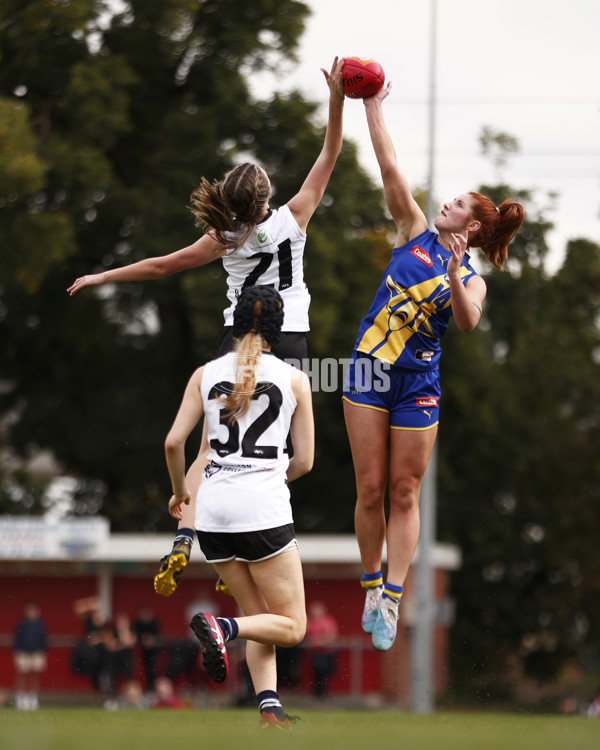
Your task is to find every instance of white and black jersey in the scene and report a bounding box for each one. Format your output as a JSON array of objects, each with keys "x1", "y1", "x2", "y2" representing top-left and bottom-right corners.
[
  {"x1": 222, "y1": 205, "x2": 310, "y2": 332},
  {"x1": 195, "y1": 351, "x2": 298, "y2": 533}
]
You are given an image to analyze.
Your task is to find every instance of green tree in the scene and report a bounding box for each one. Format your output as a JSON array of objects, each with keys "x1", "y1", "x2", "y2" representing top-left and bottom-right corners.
[
  {"x1": 438, "y1": 172, "x2": 600, "y2": 703},
  {"x1": 0, "y1": 0, "x2": 384, "y2": 529}
]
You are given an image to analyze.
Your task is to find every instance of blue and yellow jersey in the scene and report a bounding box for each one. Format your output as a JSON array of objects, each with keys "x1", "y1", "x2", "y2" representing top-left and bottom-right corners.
[{"x1": 354, "y1": 229, "x2": 478, "y2": 370}]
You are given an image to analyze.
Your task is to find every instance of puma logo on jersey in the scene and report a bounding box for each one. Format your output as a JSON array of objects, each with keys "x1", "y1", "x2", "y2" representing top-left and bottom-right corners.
[{"x1": 411, "y1": 246, "x2": 433, "y2": 266}]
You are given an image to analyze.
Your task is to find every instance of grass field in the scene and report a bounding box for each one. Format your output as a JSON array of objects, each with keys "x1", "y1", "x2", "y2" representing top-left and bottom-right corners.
[{"x1": 0, "y1": 708, "x2": 597, "y2": 750}]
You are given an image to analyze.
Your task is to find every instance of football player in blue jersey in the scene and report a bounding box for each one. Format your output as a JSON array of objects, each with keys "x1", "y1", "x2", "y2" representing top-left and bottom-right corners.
[{"x1": 343, "y1": 81, "x2": 524, "y2": 651}]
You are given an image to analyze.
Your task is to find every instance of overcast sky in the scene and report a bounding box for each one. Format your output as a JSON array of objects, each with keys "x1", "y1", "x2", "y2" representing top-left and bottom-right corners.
[{"x1": 252, "y1": 0, "x2": 600, "y2": 272}]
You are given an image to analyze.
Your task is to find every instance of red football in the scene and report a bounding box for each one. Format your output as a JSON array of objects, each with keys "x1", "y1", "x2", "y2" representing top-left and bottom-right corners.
[{"x1": 342, "y1": 57, "x2": 385, "y2": 99}]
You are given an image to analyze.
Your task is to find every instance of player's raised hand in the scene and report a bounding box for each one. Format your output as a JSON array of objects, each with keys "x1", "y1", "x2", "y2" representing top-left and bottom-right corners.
[
  {"x1": 321, "y1": 56, "x2": 344, "y2": 100},
  {"x1": 367, "y1": 80, "x2": 392, "y2": 105},
  {"x1": 447, "y1": 231, "x2": 468, "y2": 275}
]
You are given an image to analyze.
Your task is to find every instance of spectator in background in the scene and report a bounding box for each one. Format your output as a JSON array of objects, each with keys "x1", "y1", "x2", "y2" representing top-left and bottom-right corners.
[
  {"x1": 305, "y1": 601, "x2": 339, "y2": 698},
  {"x1": 587, "y1": 693, "x2": 600, "y2": 718},
  {"x1": 71, "y1": 596, "x2": 112, "y2": 695},
  {"x1": 13, "y1": 602, "x2": 48, "y2": 710},
  {"x1": 134, "y1": 605, "x2": 162, "y2": 691},
  {"x1": 119, "y1": 679, "x2": 148, "y2": 710},
  {"x1": 103, "y1": 611, "x2": 137, "y2": 709},
  {"x1": 151, "y1": 676, "x2": 186, "y2": 709}
]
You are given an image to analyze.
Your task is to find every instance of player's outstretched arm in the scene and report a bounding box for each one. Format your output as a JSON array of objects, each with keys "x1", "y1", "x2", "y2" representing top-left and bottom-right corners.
[
  {"x1": 67, "y1": 234, "x2": 227, "y2": 295},
  {"x1": 287, "y1": 56, "x2": 345, "y2": 232},
  {"x1": 287, "y1": 369, "x2": 315, "y2": 482},
  {"x1": 363, "y1": 83, "x2": 427, "y2": 245}
]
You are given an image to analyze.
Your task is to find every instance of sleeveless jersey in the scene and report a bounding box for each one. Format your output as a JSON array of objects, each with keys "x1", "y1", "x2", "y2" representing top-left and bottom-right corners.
[
  {"x1": 354, "y1": 229, "x2": 478, "y2": 370},
  {"x1": 195, "y1": 351, "x2": 298, "y2": 533},
  {"x1": 222, "y1": 205, "x2": 310, "y2": 332}
]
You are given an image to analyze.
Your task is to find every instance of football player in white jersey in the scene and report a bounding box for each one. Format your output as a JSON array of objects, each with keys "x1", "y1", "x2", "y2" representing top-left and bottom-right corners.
[
  {"x1": 67, "y1": 57, "x2": 345, "y2": 592},
  {"x1": 165, "y1": 286, "x2": 313, "y2": 729}
]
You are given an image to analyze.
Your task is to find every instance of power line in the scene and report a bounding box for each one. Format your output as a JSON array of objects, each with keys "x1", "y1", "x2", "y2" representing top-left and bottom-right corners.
[{"x1": 386, "y1": 97, "x2": 600, "y2": 107}]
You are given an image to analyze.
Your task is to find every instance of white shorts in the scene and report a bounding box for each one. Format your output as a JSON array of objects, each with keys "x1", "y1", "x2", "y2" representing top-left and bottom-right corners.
[{"x1": 14, "y1": 652, "x2": 47, "y2": 673}]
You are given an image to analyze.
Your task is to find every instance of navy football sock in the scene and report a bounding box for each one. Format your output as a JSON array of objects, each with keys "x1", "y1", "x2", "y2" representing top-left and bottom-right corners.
[{"x1": 216, "y1": 616, "x2": 239, "y2": 642}]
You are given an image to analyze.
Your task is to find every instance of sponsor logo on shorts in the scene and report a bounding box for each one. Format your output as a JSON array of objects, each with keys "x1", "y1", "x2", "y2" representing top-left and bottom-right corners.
[
  {"x1": 416, "y1": 397, "x2": 439, "y2": 408},
  {"x1": 415, "y1": 349, "x2": 435, "y2": 362},
  {"x1": 411, "y1": 246, "x2": 433, "y2": 266}
]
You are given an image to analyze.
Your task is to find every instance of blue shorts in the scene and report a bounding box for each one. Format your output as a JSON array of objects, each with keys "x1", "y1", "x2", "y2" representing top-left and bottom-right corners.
[{"x1": 342, "y1": 352, "x2": 440, "y2": 430}]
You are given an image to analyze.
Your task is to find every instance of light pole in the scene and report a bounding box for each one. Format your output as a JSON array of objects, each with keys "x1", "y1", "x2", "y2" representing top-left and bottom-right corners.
[{"x1": 410, "y1": 0, "x2": 438, "y2": 715}]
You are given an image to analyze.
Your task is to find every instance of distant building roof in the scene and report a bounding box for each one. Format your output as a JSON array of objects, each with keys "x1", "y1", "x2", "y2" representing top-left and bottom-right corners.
[
  {"x1": 0, "y1": 516, "x2": 460, "y2": 569},
  {"x1": 106, "y1": 533, "x2": 460, "y2": 569}
]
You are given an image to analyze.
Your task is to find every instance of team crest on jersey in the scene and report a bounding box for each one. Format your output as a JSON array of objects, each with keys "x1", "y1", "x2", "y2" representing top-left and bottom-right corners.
[
  {"x1": 204, "y1": 460, "x2": 223, "y2": 478},
  {"x1": 416, "y1": 397, "x2": 439, "y2": 408},
  {"x1": 257, "y1": 230, "x2": 267, "y2": 243},
  {"x1": 411, "y1": 246, "x2": 433, "y2": 267}
]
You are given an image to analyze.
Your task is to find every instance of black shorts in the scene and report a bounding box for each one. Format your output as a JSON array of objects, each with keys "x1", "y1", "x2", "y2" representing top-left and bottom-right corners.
[
  {"x1": 196, "y1": 523, "x2": 297, "y2": 563},
  {"x1": 215, "y1": 327, "x2": 308, "y2": 361}
]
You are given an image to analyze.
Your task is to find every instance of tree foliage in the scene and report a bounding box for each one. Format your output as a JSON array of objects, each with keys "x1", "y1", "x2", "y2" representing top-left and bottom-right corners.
[
  {"x1": 439, "y1": 189, "x2": 600, "y2": 702},
  {"x1": 0, "y1": 0, "x2": 384, "y2": 529}
]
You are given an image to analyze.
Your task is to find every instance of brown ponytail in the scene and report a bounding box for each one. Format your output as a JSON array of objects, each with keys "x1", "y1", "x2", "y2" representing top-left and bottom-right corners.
[
  {"x1": 188, "y1": 163, "x2": 270, "y2": 250},
  {"x1": 467, "y1": 192, "x2": 525, "y2": 270}
]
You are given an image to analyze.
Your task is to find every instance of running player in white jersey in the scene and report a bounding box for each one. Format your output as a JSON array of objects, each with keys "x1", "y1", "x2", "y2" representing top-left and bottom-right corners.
[
  {"x1": 164, "y1": 285, "x2": 313, "y2": 729},
  {"x1": 67, "y1": 57, "x2": 345, "y2": 591}
]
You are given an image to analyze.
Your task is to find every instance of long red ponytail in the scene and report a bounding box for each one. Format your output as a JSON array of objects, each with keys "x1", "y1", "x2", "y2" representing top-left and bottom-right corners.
[{"x1": 467, "y1": 192, "x2": 525, "y2": 270}]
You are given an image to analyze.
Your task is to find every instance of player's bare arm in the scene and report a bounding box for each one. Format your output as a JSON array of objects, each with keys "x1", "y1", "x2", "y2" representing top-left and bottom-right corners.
[
  {"x1": 363, "y1": 84, "x2": 427, "y2": 246},
  {"x1": 165, "y1": 367, "x2": 206, "y2": 517},
  {"x1": 287, "y1": 56, "x2": 344, "y2": 232},
  {"x1": 447, "y1": 232, "x2": 487, "y2": 332},
  {"x1": 287, "y1": 369, "x2": 315, "y2": 482},
  {"x1": 67, "y1": 234, "x2": 226, "y2": 295}
]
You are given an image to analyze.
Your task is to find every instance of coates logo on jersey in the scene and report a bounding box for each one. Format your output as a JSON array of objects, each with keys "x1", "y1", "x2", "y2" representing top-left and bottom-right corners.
[
  {"x1": 411, "y1": 246, "x2": 433, "y2": 267},
  {"x1": 416, "y1": 397, "x2": 439, "y2": 408}
]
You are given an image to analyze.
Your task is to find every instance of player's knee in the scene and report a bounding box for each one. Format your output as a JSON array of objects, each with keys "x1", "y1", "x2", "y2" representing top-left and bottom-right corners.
[
  {"x1": 357, "y1": 477, "x2": 386, "y2": 510},
  {"x1": 280, "y1": 615, "x2": 306, "y2": 647},
  {"x1": 388, "y1": 477, "x2": 419, "y2": 515}
]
